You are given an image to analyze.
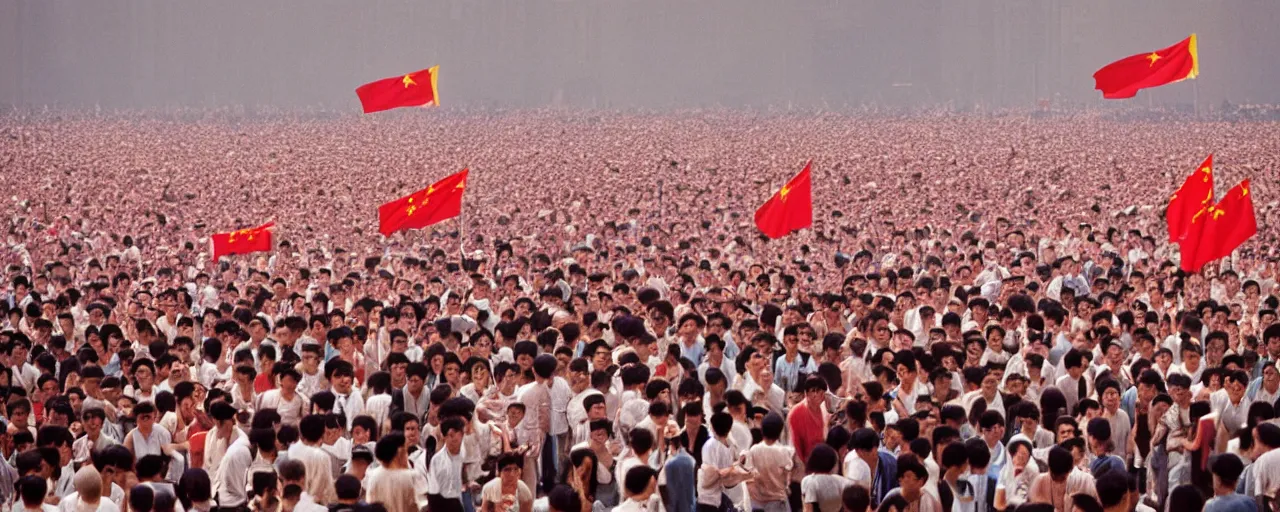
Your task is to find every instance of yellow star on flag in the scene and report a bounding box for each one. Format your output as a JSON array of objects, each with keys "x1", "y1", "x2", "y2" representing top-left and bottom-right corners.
[
  {"x1": 779, "y1": 185, "x2": 791, "y2": 202},
  {"x1": 1146, "y1": 52, "x2": 1161, "y2": 66}
]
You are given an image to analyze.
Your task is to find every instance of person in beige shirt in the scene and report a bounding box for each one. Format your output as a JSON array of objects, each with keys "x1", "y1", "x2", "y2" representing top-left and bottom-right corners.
[
  {"x1": 1029, "y1": 446, "x2": 1097, "y2": 512},
  {"x1": 744, "y1": 413, "x2": 794, "y2": 512}
]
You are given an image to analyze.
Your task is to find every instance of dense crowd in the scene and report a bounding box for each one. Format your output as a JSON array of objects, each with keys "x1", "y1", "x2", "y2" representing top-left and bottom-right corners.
[{"x1": 1, "y1": 111, "x2": 1279, "y2": 512}]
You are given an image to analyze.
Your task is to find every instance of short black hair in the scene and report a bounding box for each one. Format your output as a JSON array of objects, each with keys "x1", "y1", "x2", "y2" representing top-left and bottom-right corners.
[{"x1": 623, "y1": 465, "x2": 658, "y2": 496}]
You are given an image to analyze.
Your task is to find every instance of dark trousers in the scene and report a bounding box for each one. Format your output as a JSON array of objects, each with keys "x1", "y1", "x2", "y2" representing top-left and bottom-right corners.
[
  {"x1": 789, "y1": 482, "x2": 803, "y2": 512},
  {"x1": 541, "y1": 434, "x2": 557, "y2": 494},
  {"x1": 427, "y1": 494, "x2": 464, "y2": 512},
  {"x1": 696, "y1": 493, "x2": 733, "y2": 512}
]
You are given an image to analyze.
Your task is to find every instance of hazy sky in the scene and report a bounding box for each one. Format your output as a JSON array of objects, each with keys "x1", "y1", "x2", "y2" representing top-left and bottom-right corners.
[{"x1": 2, "y1": 0, "x2": 1277, "y2": 110}]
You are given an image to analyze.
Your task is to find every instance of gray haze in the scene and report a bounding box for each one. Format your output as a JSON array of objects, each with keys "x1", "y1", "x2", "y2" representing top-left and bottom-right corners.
[{"x1": 2, "y1": 0, "x2": 1278, "y2": 110}]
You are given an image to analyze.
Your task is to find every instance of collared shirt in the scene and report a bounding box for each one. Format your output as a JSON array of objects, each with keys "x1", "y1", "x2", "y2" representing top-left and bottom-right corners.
[
  {"x1": 773, "y1": 352, "x2": 815, "y2": 393},
  {"x1": 427, "y1": 446, "x2": 467, "y2": 499},
  {"x1": 214, "y1": 437, "x2": 253, "y2": 507},
  {"x1": 331, "y1": 389, "x2": 365, "y2": 429},
  {"x1": 203, "y1": 426, "x2": 246, "y2": 471},
  {"x1": 549, "y1": 377, "x2": 572, "y2": 436},
  {"x1": 1210, "y1": 389, "x2": 1252, "y2": 436},
  {"x1": 696, "y1": 437, "x2": 734, "y2": 506}
]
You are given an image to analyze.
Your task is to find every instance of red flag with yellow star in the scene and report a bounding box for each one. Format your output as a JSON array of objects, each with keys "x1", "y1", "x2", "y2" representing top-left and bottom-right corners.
[
  {"x1": 355, "y1": 66, "x2": 440, "y2": 114},
  {"x1": 1094, "y1": 35, "x2": 1198, "y2": 99},
  {"x1": 754, "y1": 161, "x2": 812, "y2": 239},
  {"x1": 1180, "y1": 179, "x2": 1256, "y2": 273},
  {"x1": 210, "y1": 222, "x2": 275, "y2": 262},
  {"x1": 378, "y1": 169, "x2": 469, "y2": 237},
  {"x1": 1167, "y1": 154, "x2": 1214, "y2": 243}
]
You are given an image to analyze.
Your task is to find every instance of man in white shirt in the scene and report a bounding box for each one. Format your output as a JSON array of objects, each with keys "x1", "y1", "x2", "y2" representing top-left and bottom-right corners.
[
  {"x1": 256, "y1": 367, "x2": 309, "y2": 426},
  {"x1": 616, "y1": 465, "x2": 662, "y2": 512},
  {"x1": 288, "y1": 415, "x2": 337, "y2": 504},
  {"x1": 427, "y1": 417, "x2": 469, "y2": 512},
  {"x1": 214, "y1": 428, "x2": 273, "y2": 509},
  {"x1": 1210, "y1": 370, "x2": 1251, "y2": 439},
  {"x1": 697, "y1": 412, "x2": 752, "y2": 511},
  {"x1": 327, "y1": 360, "x2": 365, "y2": 429},
  {"x1": 58, "y1": 466, "x2": 119, "y2": 512}
]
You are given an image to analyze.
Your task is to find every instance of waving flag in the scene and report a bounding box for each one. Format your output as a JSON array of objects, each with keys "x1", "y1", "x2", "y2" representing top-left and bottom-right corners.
[
  {"x1": 1180, "y1": 180, "x2": 1256, "y2": 273},
  {"x1": 378, "y1": 169, "x2": 469, "y2": 236},
  {"x1": 1167, "y1": 154, "x2": 1214, "y2": 243},
  {"x1": 211, "y1": 222, "x2": 275, "y2": 262},
  {"x1": 1094, "y1": 34, "x2": 1198, "y2": 99},
  {"x1": 356, "y1": 66, "x2": 440, "y2": 114},
  {"x1": 754, "y1": 161, "x2": 813, "y2": 239}
]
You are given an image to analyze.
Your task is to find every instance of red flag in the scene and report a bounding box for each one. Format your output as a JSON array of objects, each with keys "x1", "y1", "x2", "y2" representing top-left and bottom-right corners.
[
  {"x1": 1180, "y1": 179, "x2": 1256, "y2": 273},
  {"x1": 1094, "y1": 34, "x2": 1198, "y2": 99},
  {"x1": 379, "y1": 169, "x2": 469, "y2": 237},
  {"x1": 355, "y1": 66, "x2": 440, "y2": 114},
  {"x1": 754, "y1": 161, "x2": 813, "y2": 239},
  {"x1": 210, "y1": 222, "x2": 275, "y2": 262},
  {"x1": 1166, "y1": 154, "x2": 1214, "y2": 243}
]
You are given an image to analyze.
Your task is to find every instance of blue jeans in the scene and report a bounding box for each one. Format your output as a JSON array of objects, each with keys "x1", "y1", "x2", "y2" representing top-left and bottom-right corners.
[{"x1": 461, "y1": 490, "x2": 475, "y2": 512}]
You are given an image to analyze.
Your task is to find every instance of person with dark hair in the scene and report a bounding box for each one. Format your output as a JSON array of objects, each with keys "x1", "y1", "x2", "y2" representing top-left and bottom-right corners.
[
  {"x1": 1202, "y1": 454, "x2": 1254, "y2": 512},
  {"x1": 364, "y1": 433, "x2": 417, "y2": 512},
  {"x1": 842, "y1": 485, "x2": 872, "y2": 512},
  {"x1": 1166, "y1": 485, "x2": 1206, "y2": 512},
  {"x1": 744, "y1": 413, "x2": 794, "y2": 512},
  {"x1": 176, "y1": 468, "x2": 213, "y2": 512},
  {"x1": 481, "y1": 453, "x2": 533, "y2": 512},
  {"x1": 1057, "y1": 349, "x2": 1089, "y2": 414},
  {"x1": 1086, "y1": 417, "x2": 1124, "y2": 477},
  {"x1": 848, "y1": 427, "x2": 897, "y2": 507},
  {"x1": 1029, "y1": 446, "x2": 1098, "y2": 512},
  {"x1": 515, "y1": 354, "x2": 554, "y2": 494},
  {"x1": 617, "y1": 466, "x2": 660, "y2": 512},
  {"x1": 16, "y1": 474, "x2": 50, "y2": 512},
  {"x1": 801, "y1": 443, "x2": 855, "y2": 512},
  {"x1": 427, "y1": 416, "x2": 468, "y2": 512},
  {"x1": 290, "y1": 414, "x2": 337, "y2": 504},
  {"x1": 883, "y1": 454, "x2": 943, "y2": 512},
  {"x1": 257, "y1": 364, "x2": 310, "y2": 427},
  {"x1": 699, "y1": 334, "x2": 737, "y2": 391},
  {"x1": 697, "y1": 411, "x2": 751, "y2": 512},
  {"x1": 1248, "y1": 422, "x2": 1280, "y2": 505},
  {"x1": 1095, "y1": 379, "x2": 1131, "y2": 463},
  {"x1": 790, "y1": 375, "x2": 831, "y2": 464},
  {"x1": 547, "y1": 484, "x2": 583, "y2": 512}
]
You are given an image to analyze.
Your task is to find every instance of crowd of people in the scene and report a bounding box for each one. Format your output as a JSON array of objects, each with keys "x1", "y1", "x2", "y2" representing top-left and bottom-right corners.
[{"x1": 1, "y1": 110, "x2": 1279, "y2": 512}]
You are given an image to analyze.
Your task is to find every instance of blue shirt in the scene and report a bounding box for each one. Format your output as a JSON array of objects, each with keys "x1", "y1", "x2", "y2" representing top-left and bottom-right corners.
[
  {"x1": 677, "y1": 338, "x2": 705, "y2": 367},
  {"x1": 773, "y1": 352, "x2": 815, "y2": 393},
  {"x1": 1204, "y1": 493, "x2": 1259, "y2": 512},
  {"x1": 664, "y1": 450, "x2": 697, "y2": 512},
  {"x1": 1120, "y1": 387, "x2": 1139, "y2": 426},
  {"x1": 1090, "y1": 454, "x2": 1126, "y2": 477}
]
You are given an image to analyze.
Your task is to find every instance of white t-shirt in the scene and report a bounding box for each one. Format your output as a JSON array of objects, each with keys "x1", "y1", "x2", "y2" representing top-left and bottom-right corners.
[
  {"x1": 843, "y1": 452, "x2": 872, "y2": 486},
  {"x1": 801, "y1": 474, "x2": 855, "y2": 512},
  {"x1": 480, "y1": 479, "x2": 533, "y2": 512}
]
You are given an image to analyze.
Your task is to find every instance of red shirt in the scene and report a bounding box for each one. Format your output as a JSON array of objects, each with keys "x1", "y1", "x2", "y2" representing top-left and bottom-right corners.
[
  {"x1": 254, "y1": 372, "x2": 275, "y2": 393},
  {"x1": 787, "y1": 400, "x2": 827, "y2": 463}
]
